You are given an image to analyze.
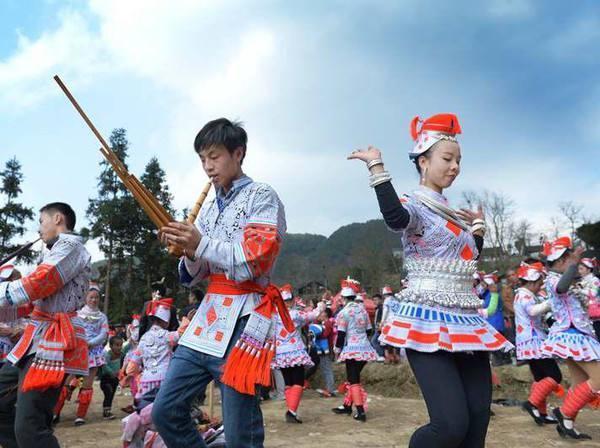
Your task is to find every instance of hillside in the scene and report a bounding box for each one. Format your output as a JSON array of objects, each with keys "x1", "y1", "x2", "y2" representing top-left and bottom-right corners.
[{"x1": 272, "y1": 219, "x2": 404, "y2": 294}]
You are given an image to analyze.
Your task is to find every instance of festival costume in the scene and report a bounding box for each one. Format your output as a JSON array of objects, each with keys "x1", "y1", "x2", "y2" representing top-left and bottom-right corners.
[
  {"x1": 535, "y1": 238, "x2": 600, "y2": 439},
  {"x1": 122, "y1": 298, "x2": 177, "y2": 448},
  {"x1": 577, "y1": 259, "x2": 600, "y2": 339},
  {"x1": 0, "y1": 233, "x2": 91, "y2": 448},
  {"x1": 272, "y1": 285, "x2": 319, "y2": 423},
  {"x1": 152, "y1": 175, "x2": 286, "y2": 448},
  {"x1": 367, "y1": 113, "x2": 511, "y2": 447},
  {"x1": 513, "y1": 262, "x2": 562, "y2": 425},
  {"x1": 541, "y1": 274, "x2": 600, "y2": 361},
  {"x1": 332, "y1": 278, "x2": 376, "y2": 422},
  {"x1": 127, "y1": 299, "x2": 179, "y2": 398}
]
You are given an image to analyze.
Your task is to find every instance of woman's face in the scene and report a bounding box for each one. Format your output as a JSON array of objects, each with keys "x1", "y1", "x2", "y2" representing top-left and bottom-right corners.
[
  {"x1": 420, "y1": 140, "x2": 461, "y2": 190},
  {"x1": 578, "y1": 264, "x2": 591, "y2": 277},
  {"x1": 530, "y1": 278, "x2": 543, "y2": 294},
  {"x1": 86, "y1": 290, "x2": 100, "y2": 308}
]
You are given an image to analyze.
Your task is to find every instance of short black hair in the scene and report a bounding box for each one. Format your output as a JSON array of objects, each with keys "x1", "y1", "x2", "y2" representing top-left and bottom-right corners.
[
  {"x1": 109, "y1": 335, "x2": 123, "y2": 346},
  {"x1": 194, "y1": 118, "x2": 247, "y2": 163},
  {"x1": 373, "y1": 293, "x2": 382, "y2": 299},
  {"x1": 40, "y1": 202, "x2": 76, "y2": 230},
  {"x1": 324, "y1": 308, "x2": 332, "y2": 318}
]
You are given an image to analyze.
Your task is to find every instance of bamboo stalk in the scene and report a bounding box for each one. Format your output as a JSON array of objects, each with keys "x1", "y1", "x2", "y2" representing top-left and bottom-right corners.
[{"x1": 187, "y1": 182, "x2": 212, "y2": 224}]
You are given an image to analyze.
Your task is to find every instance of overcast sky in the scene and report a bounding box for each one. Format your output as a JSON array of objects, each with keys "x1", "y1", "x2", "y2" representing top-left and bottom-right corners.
[{"x1": 1, "y1": 0, "x2": 599, "y2": 262}]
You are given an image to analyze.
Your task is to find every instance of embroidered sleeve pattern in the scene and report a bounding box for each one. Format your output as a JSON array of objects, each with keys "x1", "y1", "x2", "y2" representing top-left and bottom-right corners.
[
  {"x1": 336, "y1": 310, "x2": 349, "y2": 333},
  {"x1": 88, "y1": 314, "x2": 109, "y2": 347},
  {"x1": 195, "y1": 185, "x2": 285, "y2": 281},
  {"x1": 0, "y1": 237, "x2": 90, "y2": 307}
]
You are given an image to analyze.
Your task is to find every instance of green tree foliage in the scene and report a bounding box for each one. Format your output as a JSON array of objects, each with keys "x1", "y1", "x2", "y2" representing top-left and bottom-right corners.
[
  {"x1": 0, "y1": 157, "x2": 34, "y2": 262},
  {"x1": 87, "y1": 129, "x2": 138, "y2": 317},
  {"x1": 132, "y1": 157, "x2": 179, "y2": 306}
]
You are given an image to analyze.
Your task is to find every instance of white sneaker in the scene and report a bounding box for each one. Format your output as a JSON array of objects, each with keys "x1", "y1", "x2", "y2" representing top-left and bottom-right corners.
[{"x1": 74, "y1": 417, "x2": 86, "y2": 426}]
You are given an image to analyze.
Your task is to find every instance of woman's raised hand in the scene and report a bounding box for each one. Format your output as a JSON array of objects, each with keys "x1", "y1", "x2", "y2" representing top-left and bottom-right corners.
[
  {"x1": 456, "y1": 205, "x2": 484, "y2": 226},
  {"x1": 347, "y1": 145, "x2": 382, "y2": 163}
]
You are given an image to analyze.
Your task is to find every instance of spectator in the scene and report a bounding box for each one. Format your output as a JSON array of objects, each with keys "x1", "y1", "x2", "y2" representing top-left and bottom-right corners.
[{"x1": 99, "y1": 336, "x2": 124, "y2": 419}]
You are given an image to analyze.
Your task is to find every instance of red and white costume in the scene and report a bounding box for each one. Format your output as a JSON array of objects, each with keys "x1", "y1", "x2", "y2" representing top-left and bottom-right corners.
[
  {"x1": 271, "y1": 284, "x2": 318, "y2": 369},
  {"x1": 514, "y1": 262, "x2": 551, "y2": 360},
  {"x1": 337, "y1": 286, "x2": 378, "y2": 363},
  {"x1": 0, "y1": 233, "x2": 91, "y2": 391},
  {"x1": 127, "y1": 299, "x2": 179, "y2": 398}
]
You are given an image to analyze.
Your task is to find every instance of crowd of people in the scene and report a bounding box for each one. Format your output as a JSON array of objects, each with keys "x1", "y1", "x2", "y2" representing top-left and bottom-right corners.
[{"x1": 0, "y1": 116, "x2": 598, "y2": 448}]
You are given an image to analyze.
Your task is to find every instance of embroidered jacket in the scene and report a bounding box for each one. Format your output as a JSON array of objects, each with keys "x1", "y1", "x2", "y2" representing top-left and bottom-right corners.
[
  {"x1": 546, "y1": 270, "x2": 595, "y2": 336},
  {"x1": 0, "y1": 233, "x2": 91, "y2": 373},
  {"x1": 178, "y1": 175, "x2": 286, "y2": 358}
]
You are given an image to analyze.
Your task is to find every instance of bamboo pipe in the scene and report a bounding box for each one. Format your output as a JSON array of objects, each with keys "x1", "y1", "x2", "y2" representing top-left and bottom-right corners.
[
  {"x1": 0, "y1": 238, "x2": 42, "y2": 267},
  {"x1": 99, "y1": 147, "x2": 168, "y2": 228},
  {"x1": 187, "y1": 182, "x2": 212, "y2": 224},
  {"x1": 167, "y1": 182, "x2": 213, "y2": 257}
]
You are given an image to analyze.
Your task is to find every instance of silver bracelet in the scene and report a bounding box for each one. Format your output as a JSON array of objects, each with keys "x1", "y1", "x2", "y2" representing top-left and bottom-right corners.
[
  {"x1": 472, "y1": 218, "x2": 485, "y2": 225},
  {"x1": 472, "y1": 223, "x2": 486, "y2": 234},
  {"x1": 367, "y1": 159, "x2": 384, "y2": 170},
  {"x1": 369, "y1": 171, "x2": 392, "y2": 188}
]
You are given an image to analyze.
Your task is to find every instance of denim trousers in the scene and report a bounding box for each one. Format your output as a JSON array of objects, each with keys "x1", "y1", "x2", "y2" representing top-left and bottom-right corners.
[{"x1": 152, "y1": 318, "x2": 264, "y2": 448}]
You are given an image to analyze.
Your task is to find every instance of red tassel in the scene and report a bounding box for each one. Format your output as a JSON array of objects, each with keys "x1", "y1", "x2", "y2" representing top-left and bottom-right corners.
[
  {"x1": 221, "y1": 340, "x2": 245, "y2": 388},
  {"x1": 258, "y1": 342, "x2": 275, "y2": 387}
]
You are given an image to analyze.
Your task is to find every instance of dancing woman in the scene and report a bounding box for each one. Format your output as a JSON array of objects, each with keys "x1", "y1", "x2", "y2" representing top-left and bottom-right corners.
[
  {"x1": 348, "y1": 113, "x2": 512, "y2": 447},
  {"x1": 541, "y1": 237, "x2": 600, "y2": 440}
]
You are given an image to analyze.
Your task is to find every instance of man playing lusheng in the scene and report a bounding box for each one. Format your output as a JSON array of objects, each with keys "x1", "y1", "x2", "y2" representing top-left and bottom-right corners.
[
  {"x1": 154, "y1": 118, "x2": 288, "y2": 448},
  {"x1": 0, "y1": 202, "x2": 91, "y2": 448}
]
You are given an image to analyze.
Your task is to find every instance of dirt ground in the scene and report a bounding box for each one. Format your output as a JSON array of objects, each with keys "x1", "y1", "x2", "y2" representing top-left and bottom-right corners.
[{"x1": 54, "y1": 363, "x2": 600, "y2": 447}]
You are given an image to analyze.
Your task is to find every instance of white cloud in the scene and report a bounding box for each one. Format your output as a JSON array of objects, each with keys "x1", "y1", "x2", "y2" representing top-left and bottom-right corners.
[
  {"x1": 1, "y1": 0, "x2": 599, "y2": 263},
  {"x1": 0, "y1": 9, "x2": 110, "y2": 110}
]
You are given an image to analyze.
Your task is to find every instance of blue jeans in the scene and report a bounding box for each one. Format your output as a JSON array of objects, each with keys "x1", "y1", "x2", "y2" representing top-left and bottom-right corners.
[
  {"x1": 370, "y1": 331, "x2": 385, "y2": 356},
  {"x1": 153, "y1": 318, "x2": 264, "y2": 448}
]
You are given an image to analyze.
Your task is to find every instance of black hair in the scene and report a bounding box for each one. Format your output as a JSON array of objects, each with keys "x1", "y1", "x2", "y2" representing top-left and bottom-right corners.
[
  {"x1": 372, "y1": 293, "x2": 382, "y2": 299},
  {"x1": 324, "y1": 308, "x2": 332, "y2": 318},
  {"x1": 109, "y1": 335, "x2": 123, "y2": 346},
  {"x1": 189, "y1": 288, "x2": 204, "y2": 303},
  {"x1": 547, "y1": 248, "x2": 572, "y2": 268},
  {"x1": 194, "y1": 118, "x2": 248, "y2": 164},
  {"x1": 139, "y1": 312, "x2": 179, "y2": 339},
  {"x1": 40, "y1": 202, "x2": 76, "y2": 230},
  {"x1": 151, "y1": 278, "x2": 167, "y2": 297},
  {"x1": 518, "y1": 277, "x2": 543, "y2": 288}
]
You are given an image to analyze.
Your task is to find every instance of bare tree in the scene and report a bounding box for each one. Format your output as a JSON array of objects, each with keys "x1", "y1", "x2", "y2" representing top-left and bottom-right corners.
[
  {"x1": 549, "y1": 216, "x2": 563, "y2": 239},
  {"x1": 512, "y1": 218, "x2": 533, "y2": 255},
  {"x1": 460, "y1": 189, "x2": 515, "y2": 257},
  {"x1": 559, "y1": 201, "x2": 583, "y2": 242}
]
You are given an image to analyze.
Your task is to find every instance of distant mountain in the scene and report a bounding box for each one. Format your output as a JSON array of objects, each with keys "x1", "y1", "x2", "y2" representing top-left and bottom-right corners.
[{"x1": 272, "y1": 219, "x2": 404, "y2": 294}]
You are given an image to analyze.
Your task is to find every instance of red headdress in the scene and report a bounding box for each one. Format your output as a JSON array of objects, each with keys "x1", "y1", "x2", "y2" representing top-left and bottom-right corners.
[
  {"x1": 542, "y1": 236, "x2": 572, "y2": 262},
  {"x1": 146, "y1": 298, "x2": 174, "y2": 323},
  {"x1": 340, "y1": 277, "x2": 361, "y2": 297},
  {"x1": 409, "y1": 113, "x2": 462, "y2": 159},
  {"x1": 517, "y1": 262, "x2": 545, "y2": 282}
]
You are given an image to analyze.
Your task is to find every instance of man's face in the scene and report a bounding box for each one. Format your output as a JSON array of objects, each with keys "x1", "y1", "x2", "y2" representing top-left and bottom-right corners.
[
  {"x1": 111, "y1": 339, "x2": 123, "y2": 355},
  {"x1": 199, "y1": 144, "x2": 244, "y2": 190},
  {"x1": 38, "y1": 211, "x2": 60, "y2": 243}
]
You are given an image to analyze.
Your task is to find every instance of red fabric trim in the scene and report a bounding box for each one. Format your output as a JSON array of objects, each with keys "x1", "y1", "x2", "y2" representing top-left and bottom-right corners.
[
  {"x1": 21, "y1": 264, "x2": 64, "y2": 301},
  {"x1": 241, "y1": 224, "x2": 281, "y2": 278}
]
